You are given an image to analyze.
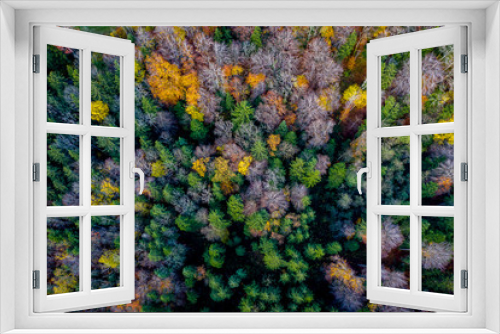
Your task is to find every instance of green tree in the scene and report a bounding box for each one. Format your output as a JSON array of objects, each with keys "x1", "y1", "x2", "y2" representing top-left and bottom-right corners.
[
  {"x1": 204, "y1": 244, "x2": 226, "y2": 268},
  {"x1": 245, "y1": 210, "x2": 269, "y2": 232},
  {"x1": 263, "y1": 251, "x2": 282, "y2": 270},
  {"x1": 326, "y1": 242, "x2": 342, "y2": 255},
  {"x1": 381, "y1": 59, "x2": 398, "y2": 90},
  {"x1": 289, "y1": 158, "x2": 321, "y2": 188},
  {"x1": 227, "y1": 195, "x2": 245, "y2": 222},
  {"x1": 208, "y1": 274, "x2": 232, "y2": 301},
  {"x1": 162, "y1": 184, "x2": 180, "y2": 203},
  {"x1": 211, "y1": 182, "x2": 226, "y2": 201},
  {"x1": 187, "y1": 172, "x2": 202, "y2": 188},
  {"x1": 284, "y1": 131, "x2": 297, "y2": 145},
  {"x1": 190, "y1": 119, "x2": 209, "y2": 141},
  {"x1": 344, "y1": 239, "x2": 360, "y2": 252},
  {"x1": 250, "y1": 27, "x2": 263, "y2": 48},
  {"x1": 260, "y1": 239, "x2": 283, "y2": 270},
  {"x1": 186, "y1": 290, "x2": 199, "y2": 304},
  {"x1": 182, "y1": 266, "x2": 198, "y2": 288},
  {"x1": 337, "y1": 31, "x2": 357, "y2": 61},
  {"x1": 175, "y1": 215, "x2": 202, "y2": 232},
  {"x1": 142, "y1": 96, "x2": 159, "y2": 115},
  {"x1": 381, "y1": 95, "x2": 409, "y2": 127},
  {"x1": 231, "y1": 101, "x2": 254, "y2": 129},
  {"x1": 155, "y1": 141, "x2": 176, "y2": 169},
  {"x1": 244, "y1": 281, "x2": 260, "y2": 299},
  {"x1": 301, "y1": 169, "x2": 321, "y2": 188},
  {"x1": 304, "y1": 244, "x2": 325, "y2": 260},
  {"x1": 276, "y1": 121, "x2": 288, "y2": 137},
  {"x1": 214, "y1": 27, "x2": 224, "y2": 43},
  {"x1": 208, "y1": 209, "x2": 231, "y2": 230},
  {"x1": 289, "y1": 158, "x2": 306, "y2": 182},
  {"x1": 235, "y1": 245, "x2": 246, "y2": 256},
  {"x1": 422, "y1": 182, "x2": 438, "y2": 198},
  {"x1": 224, "y1": 93, "x2": 235, "y2": 112},
  {"x1": 327, "y1": 162, "x2": 347, "y2": 189},
  {"x1": 251, "y1": 140, "x2": 268, "y2": 161}
]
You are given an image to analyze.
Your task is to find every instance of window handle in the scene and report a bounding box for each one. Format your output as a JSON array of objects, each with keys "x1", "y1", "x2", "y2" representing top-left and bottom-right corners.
[
  {"x1": 129, "y1": 162, "x2": 145, "y2": 195},
  {"x1": 357, "y1": 162, "x2": 371, "y2": 195}
]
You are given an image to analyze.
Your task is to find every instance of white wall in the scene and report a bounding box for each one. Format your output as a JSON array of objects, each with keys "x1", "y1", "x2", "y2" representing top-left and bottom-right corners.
[
  {"x1": 3, "y1": 4, "x2": 495, "y2": 332},
  {"x1": 485, "y1": 2, "x2": 500, "y2": 333},
  {"x1": 0, "y1": 2, "x2": 16, "y2": 333}
]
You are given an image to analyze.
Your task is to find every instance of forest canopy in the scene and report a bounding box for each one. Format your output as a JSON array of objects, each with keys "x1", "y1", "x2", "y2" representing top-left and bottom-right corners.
[{"x1": 45, "y1": 26, "x2": 455, "y2": 313}]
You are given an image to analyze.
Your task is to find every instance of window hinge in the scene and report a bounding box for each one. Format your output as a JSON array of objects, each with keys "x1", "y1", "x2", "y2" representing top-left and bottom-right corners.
[
  {"x1": 461, "y1": 54, "x2": 468, "y2": 73},
  {"x1": 33, "y1": 163, "x2": 40, "y2": 182},
  {"x1": 461, "y1": 162, "x2": 468, "y2": 181},
  {"x1": 33, "y1": 54, "x2": 40, "y2": 73},
  {"x1": 461, "y1": 270, "x2": 468, "y2": 289},
  {"x1": 33, "y1": 270, "x2": 40, "y2": 289}
]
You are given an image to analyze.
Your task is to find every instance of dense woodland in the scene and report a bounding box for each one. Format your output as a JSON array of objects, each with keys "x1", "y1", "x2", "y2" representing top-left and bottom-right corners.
[{"x1": 45, "y1": 26, "x2": 455, "y2": 312}]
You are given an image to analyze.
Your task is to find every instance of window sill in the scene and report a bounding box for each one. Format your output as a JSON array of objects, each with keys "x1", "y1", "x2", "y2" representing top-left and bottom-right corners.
[{"x1": 3, "y1": 329, "x2": 498, "y2": 334}]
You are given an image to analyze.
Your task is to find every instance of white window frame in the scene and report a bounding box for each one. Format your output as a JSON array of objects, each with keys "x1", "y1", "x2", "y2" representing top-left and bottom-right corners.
[
  {"x1": 365, "y1": 26, "x2": 467, "y2": 312},
  {"x1": 0, "y1": 1, "x2": 498, "y2": 333},
  {"x1": 32, "y1": 26, "x2": 136, "y2": 312}
]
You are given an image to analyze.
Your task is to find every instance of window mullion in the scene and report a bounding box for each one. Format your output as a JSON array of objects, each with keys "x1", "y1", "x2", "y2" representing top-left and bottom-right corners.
[
  {"x1": 81, "y1": 213, "x2": 91, "y2": 294},
  {"x1": 81, "y1": 133, "x2": 91, "y2": 294},
  {"x1": 409, "y1": 47, "x2": 420, "y2": 295},
  {"x1": 413, "y1": 123, "x2": 454, "y2": 135},
  {"x1": 372, "y1": 205, "x2": 454, "y2": 217},
  {"x1": 89, "y1": 205, "x2": 129, "y2": 216},
  {"x1": 373, "y1": 123, "x2": 454, "y2": 138},
  {"x1": 90, "y1": 126, "x2": 129, "y2": 138},
  {"x1": 78, "y1": 46, "x2": 85, "y2": 293},
  {"x1": 46, "y1": 123, "x2": 88, "y2": 135},
  {"x1": 82, "y1": 47, "x2": 92, "y2": 294}
]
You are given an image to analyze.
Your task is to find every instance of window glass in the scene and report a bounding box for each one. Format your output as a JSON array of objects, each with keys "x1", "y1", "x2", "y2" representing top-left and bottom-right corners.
[
  {"x1": 91, "y1": 52, "x2": 120, "y2": 127},
  {"x1": 381, "y1": 52, "x2": 411, "y2": 127},
  {"x1": 47, "y1": 45, "x2": 80, "y2": 124},
  {"x1": 381, "y1": 216, "x2": 410, "y2": 290},
  {"x1": 47, "y1": 217, "x2": 80, "y2": 295},
  {"x1": 381, "y1": 137, "x2": 410, "y2": 205},
  {"x1": 421, "y1": 45, "x2": 454, "y2": 124},
  {"x1": 47, "y1": 134, "x2": 80, "y2": 206},
  {"x1": 422, "y1": 134, "x2": 454, "y2": 206},
  {"x1": 421, "y1": 217, "x2": 454, "y2": 294},
  {"x1": 91, "y1": 137, "x2": 121, "y2": 205},
  {"x1": 91, "y1": 216, "x2": 121, "y2": 290}
]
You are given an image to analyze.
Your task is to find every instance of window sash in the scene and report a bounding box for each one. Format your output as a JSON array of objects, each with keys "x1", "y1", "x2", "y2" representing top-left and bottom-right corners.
[
  {"x1": 33, "y1": 26, "x2": 136, "y2": 313},
  {"x1": 366, "y1": 25, "x2": 468, "y2": 312}
]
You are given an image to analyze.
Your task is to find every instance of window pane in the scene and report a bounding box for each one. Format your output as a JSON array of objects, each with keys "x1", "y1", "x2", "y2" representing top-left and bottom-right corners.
[
  {"x1": 47, "y1": 134, "x2": 80, "y2": 206},
  {"x1": 421, "y1": 45, "x2": 454, "y2": 124},
  {"x1": 421, "y1": 134, "x2": 454, "y2": 206},
  {"x1": 91, "y1": 216, "x2": 120, "y2": 290},
  {"x1": 47, "y1": 217, "x2": 80, "y2": 295},
  {"x1": 91, "y1": 137, "x2": 120, "y2": 205},
  {"x1": 47, "y1": 45, "x2": 80, "y2": 124},
  {"x1": 381, "y1": 52, "x2": 410, "y2": 127},
  {"x1": 91, "y1": 52, "x2": 120, "y2": 127},
  {"x1": 421, "y1": 217, "x2": 454, "y2": 294},
  {"x1": 381, "y1": 216, "x2": 410, "y2": 289},
  {"x1": 381, "y1": 136, "x2": 410, "y2": 205}
]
